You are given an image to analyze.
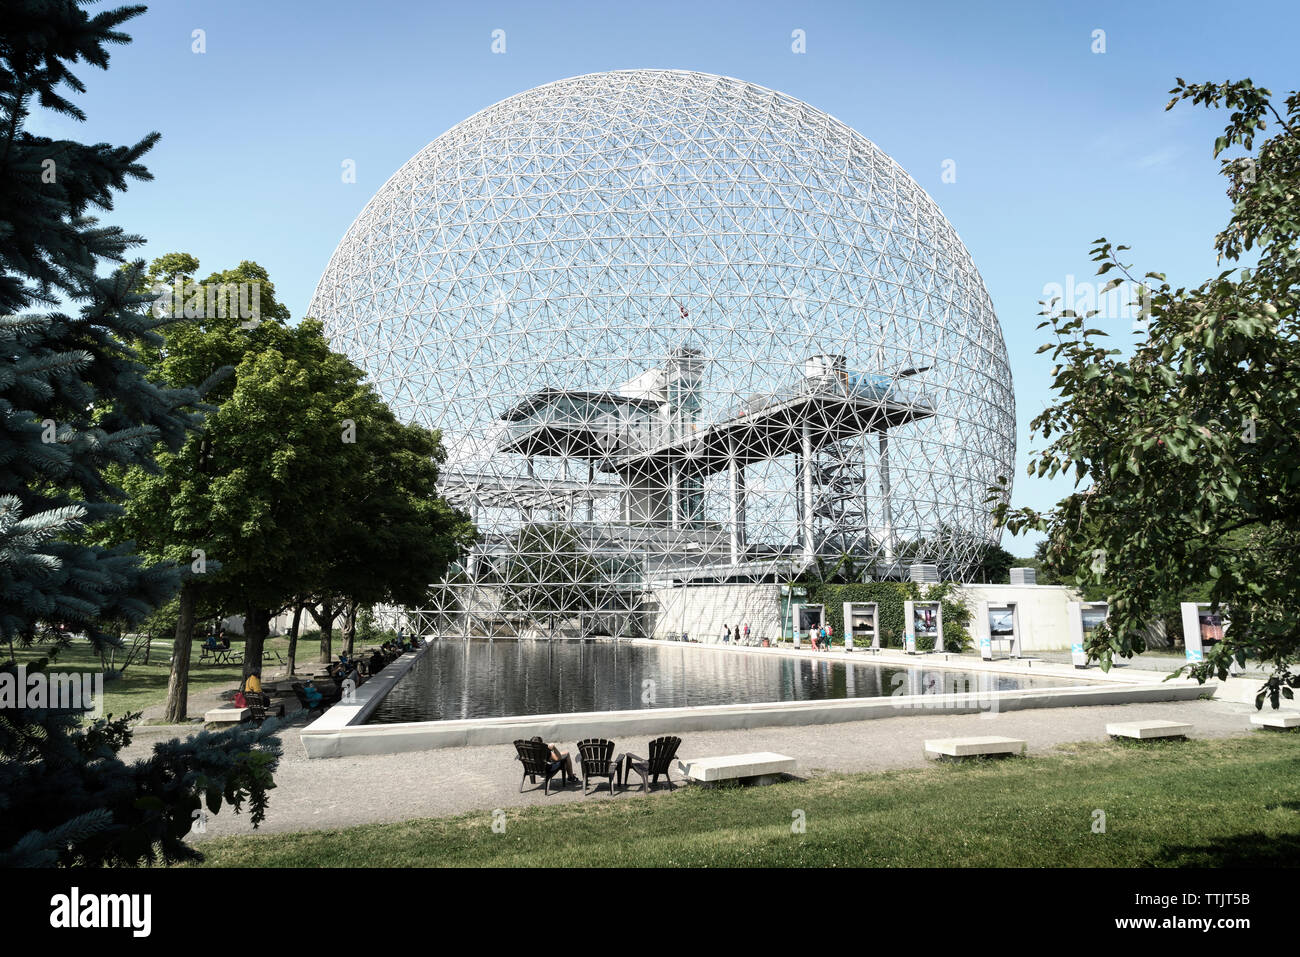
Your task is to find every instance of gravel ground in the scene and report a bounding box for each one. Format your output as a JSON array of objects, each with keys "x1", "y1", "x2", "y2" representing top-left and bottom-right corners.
[{"x1": 114, "y1": 694, "x2": 1281, "y2": 842}]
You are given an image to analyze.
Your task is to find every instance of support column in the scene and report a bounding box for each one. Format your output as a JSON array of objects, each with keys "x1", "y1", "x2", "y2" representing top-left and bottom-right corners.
[
  {"x1": 670, "y1": 462, "x2": 680, "y2": 530},
  {"x1": 736, "y1": 463, "x2": 746, "y2": 549},
  {"x1": 587, "y1": 461, "x2": 595, "y2": 521},
  {"x1": 879, "y1": 432, "x2": 895, "y2": 564},
  {"x1": 801, "y1": 422, "x2": 815, "y2": 562},
  {"x1": 728, "y1": 456, "x2": 740, "y2": 565},
  {"x1": 559, "y1": 457, "x2": 570, "y2": 521}
]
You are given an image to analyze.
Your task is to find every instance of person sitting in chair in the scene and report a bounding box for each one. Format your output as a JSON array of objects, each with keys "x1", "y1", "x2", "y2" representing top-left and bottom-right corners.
[
  {"x1": 300, "y1": 682, "x2": 323, "y2": 710},
  {"x1": 530, "y1": 736, "x2": 577, "y2": 784}
]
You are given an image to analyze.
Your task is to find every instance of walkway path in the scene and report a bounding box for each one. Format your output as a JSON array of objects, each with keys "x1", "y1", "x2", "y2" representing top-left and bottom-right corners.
[{"x1": 117, "y1": 694, "x2": 1276, "y2": 842}]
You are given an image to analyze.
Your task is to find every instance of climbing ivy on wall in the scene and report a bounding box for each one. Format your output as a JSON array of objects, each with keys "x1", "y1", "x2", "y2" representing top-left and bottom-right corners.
[{"x1": 808, "y1": 581, "x2": 973, "y2": 653}]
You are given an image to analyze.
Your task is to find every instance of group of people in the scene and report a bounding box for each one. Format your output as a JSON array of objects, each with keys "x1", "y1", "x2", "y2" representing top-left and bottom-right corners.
[
  {"x1": 332, "y1": 635, "x2": 416, "y2": 682},
  {"x1": 679, "y1": 622, "x2": 837, "y2": 650},
  {"x1": 807, "y1": 623, "x2": 835, "y2": 651},
  {"x1": 291, "y1": 633, "x2": 422, "y2": 712},
  {"x1": 719, "y1": 622, "x2": 753, "y2": 645},
  {"x1": 678, "y1": 623, "x2": 761, "y2": 645},
  {"x1": 327, "y1": 656, "x2": 362, "y2": 691},
  {"x1": 202, "y1": 627, "x2": 231, "y2": 652}
]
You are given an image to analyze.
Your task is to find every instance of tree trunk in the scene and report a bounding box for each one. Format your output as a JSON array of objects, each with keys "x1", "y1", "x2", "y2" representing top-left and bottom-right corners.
[
  {"x1": 242, "y1": 606, "x2": 271, "y2": 683},
  {"x1": 343, "y1": 601, "x2": 358, "y2": 656},
  {"x1": 286, "y1": 600, "x2": 304, "y2": 675},
  {"x1": 311, "y1": 598, "x2": 335, "y2": 664},
  {"x1": 163, "y1": 581, "x2": 198, "y2": 723}
]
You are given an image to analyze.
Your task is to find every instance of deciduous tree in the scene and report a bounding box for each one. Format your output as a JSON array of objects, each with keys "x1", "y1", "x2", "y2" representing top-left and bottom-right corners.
[{"x1": 996, "y1": 79, "x2": 1300, "y2": 707}]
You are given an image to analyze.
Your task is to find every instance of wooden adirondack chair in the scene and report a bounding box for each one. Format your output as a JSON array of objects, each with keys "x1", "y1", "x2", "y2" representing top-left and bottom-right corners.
[
  {"x1": 623, "y1": 735, "x2": 682, "y2": 792},
  {"x1": 514, "y1": 738, "x2": 566, "y2": 795},
  {"x1": 576, "y1": 738, "x2": 624, "y2": 796}
]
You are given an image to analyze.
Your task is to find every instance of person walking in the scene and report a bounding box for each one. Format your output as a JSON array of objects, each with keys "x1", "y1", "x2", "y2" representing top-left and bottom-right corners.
[
  {"x1": 722, "y1": 624, "x2": 731, "y2": 644},
  {"x1": 743, "y1": 623, "x2": 751, "y2": 644}
]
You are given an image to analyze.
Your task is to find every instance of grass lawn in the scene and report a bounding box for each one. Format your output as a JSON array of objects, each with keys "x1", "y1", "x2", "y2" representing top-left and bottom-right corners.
[
  {"x1": 194, "y1": 733, "x2": 1300, "y2": 868},
  {"x1": 23, "y1": 635, "x2": 302, "y2": 718}
]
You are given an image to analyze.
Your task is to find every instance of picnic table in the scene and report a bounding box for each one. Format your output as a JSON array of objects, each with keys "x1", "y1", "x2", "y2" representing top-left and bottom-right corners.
[
  {"x1": 195, "y1": 644, "x2": 285, "y2": 666},
  {"x1": 197, "y1": 644, "x2": 240, "y2": 665}
]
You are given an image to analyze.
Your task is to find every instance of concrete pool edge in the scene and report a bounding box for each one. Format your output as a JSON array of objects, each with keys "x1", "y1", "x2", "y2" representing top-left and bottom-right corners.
[
  {"x1": 300, "y1": 639, "x2": 431, "y2": 734},
  {"x1": 616, "y1": 637, "x2": 1164, "y2": 684},
  {"x1": 299, "y1": 673, "x2": 1214, "y2": 759}
]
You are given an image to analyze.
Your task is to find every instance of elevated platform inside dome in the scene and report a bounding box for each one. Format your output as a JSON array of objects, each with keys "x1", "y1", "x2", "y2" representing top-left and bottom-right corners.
[
  {"x1": 600, "y1": 388, "x2": 935, "y2": 478},
  {"x1": 440, "y1": 469, "x2": 622, "y2": 511},
  {"x1": 495, "y1": 382, "x2": 935, "y2": 475},
  {"x1": 483, "y1": 357, "x2": 940, "y2": 569},
  {"x1": 496, "y1": 389, "x2": 660, "y2": 460}
]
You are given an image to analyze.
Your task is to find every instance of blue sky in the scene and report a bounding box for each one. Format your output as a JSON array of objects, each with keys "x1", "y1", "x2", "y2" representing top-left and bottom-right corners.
[{"x1": 35, "y1": 0, "x2": 1298, "y2": 552}]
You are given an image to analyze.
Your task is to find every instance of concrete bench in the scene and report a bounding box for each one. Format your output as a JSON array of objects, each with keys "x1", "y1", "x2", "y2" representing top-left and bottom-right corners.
[
  {"x1": 203, "y1": 706, "x2": 249, "y2": 724},
  {"x1": 1106, "y1": 720, "x2": 1192, "y2": 739},
  {"x1": 676, "y1": 752, "x2": 796, "y2": 786},
  {"x1": 924, "y1": 736, "x2": 1025, "y2": 758},
  {"x1": 1251, "y1": 713, "x2": 1300, "y2": 729}
]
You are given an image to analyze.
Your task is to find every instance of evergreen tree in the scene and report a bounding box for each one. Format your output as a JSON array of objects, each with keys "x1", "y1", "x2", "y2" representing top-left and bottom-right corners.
[
  {"x1": 0, "y1": 1, "x2": 279, "y2": 865},
  {"x1": 0, "y1": 2, "x2": 198, "y2": 651}
]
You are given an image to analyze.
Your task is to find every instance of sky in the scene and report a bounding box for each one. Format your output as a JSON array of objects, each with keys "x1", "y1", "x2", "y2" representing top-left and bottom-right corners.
[{"x1": 33, "y1": 0, "x2": 1299, "y2": 552}]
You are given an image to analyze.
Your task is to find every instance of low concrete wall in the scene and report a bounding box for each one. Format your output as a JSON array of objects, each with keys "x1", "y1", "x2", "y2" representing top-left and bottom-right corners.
[
  {"x1": 956, "y1": 583, "x2": 1081, "y2": 652},
  {"x1": 1210, "y1": 674, "x2": 1300, "y2": 710},
  {"x1": 299, "y1": 681, "x2": 1211, "y2": 758},
  {"x1": 299, "y1": 637, "x2": 1214, "y2": 758}
]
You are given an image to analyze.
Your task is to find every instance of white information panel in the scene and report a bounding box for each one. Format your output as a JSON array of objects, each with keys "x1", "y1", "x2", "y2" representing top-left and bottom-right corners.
[
  {"x1": 842, "y1": 602, "x2": 878, "y2": 651},
  {"x1": 904, "y1": 600, "x2": 943, "y2": 655},
  {"x1": 1066, "y1": 601, "x2": 1107, "y2": 669},
  {"x1": 1180, "y1": 602, "x2": 1237, "y2": 673},
  {"x1": 982, "y1": 603, "x2": 1019, "y2": 659},
  {"x1": 792, "y1": 603, "x2": 823, "y2": 648}
]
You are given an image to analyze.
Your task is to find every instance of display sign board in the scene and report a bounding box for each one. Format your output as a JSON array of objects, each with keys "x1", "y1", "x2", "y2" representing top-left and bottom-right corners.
[
  {"x1": 981, "y1": 602, "x2": 1019, "y2": 659},
  {"x1": 843, "y1": 602, "x2": 878, "y2": 651},
  {"x1": 904, "y1": 600, "x2": 943, "y2": 654},
  {"x1": 792, "y1": 603, "x2": 823, "y2": 648},
  {"x1": 1180, "y1": 602, "x2": 1237, "y2": 672},
  {"x1": 1066, "y1": 601, "x2": 1107, "y2": 669},
  {"x1": 781, "y1": 585, "x2": 808, "y2": 640}
]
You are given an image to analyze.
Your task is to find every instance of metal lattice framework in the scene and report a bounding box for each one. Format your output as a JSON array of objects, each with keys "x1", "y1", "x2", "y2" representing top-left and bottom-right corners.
[{"x1": 308, "y1": 69, "x2": 1015, "y2": 638}]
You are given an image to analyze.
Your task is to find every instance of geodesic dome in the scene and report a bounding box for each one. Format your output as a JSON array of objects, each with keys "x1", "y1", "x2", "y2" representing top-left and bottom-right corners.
[{"x1": 308, "y1": 69, "x2": 1015, "y2": 635}]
